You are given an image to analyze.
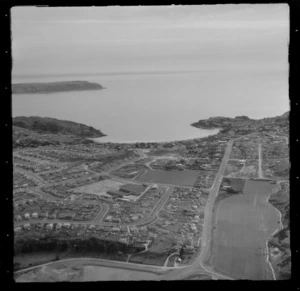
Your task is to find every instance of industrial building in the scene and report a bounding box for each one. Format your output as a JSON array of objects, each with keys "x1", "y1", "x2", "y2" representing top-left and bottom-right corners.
[
  {"x1": 119, "y1": 183, "x2": 147, "y2": 196},
  {"x1": 106, "y1": 190, "x2": 127, "y2": 198},
  {"x1": 107, "y1": 183, "x2": 148, "y2": 197}
]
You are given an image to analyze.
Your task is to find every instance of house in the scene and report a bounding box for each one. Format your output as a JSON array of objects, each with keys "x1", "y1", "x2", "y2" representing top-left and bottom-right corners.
[
  {"x1": 185, "y1": 245, "x2": 195, "y2": 252},
  {"x1": 14, "y1": 227, "x2": 22, "y2": 233},
  {"x1": 24, "y1": 213, "x2": 30, "y2": 220},
  {"x1": 130, "y1": 215, "x2": 139, "y2": 221},
  {"x1": 119, "y1": 184, "x2": 147, "y2": 196},
  {"x1": 23, "y1": 223, "x2": 31, "y2": 230},
  {"x1": 57, "y1": 211, "x2": 75, "y2": 220},
  {"x1": 32, "y1": 212, "x2": 38, "y2": 219},
  {"x1": 46, "y1": 223, "x2": 53, "y2": 231},
  {"x1": 119, "y1": 237, "x2": 128, "y2": 244},
  {"x1": 104, "y1": 215, "x2": 112, "y2": 222},
  {"x1": 39, "y1": 212, "x2": 48, "y2": 219},
  {"x1": 48, "y1": 213, "x2": 57, "y2": 219},
  {"x1": 148, "y1": 233, "x2": 157, "y2": 239}
]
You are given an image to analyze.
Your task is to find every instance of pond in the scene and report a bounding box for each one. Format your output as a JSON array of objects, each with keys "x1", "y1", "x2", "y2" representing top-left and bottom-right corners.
[{"x1": 136, "y1": 169, "x2": 200, "y2": 187}]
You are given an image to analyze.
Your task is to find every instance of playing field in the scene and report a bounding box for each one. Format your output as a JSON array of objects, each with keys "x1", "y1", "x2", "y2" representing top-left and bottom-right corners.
[
  {"x1": 210, "y1": 180, "x2": 280, "y2": 280},
  {"x1": 72, "y1": 179, "x2": 124, "y2": 197}
]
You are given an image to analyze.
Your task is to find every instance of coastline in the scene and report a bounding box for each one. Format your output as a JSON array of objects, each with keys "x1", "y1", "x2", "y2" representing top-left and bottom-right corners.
[
  {"x1": 91, "y1": 128, "x2": 221, "y2": 145},
  {"x1": 264, "y1": 182, "x2": 286, "y2": 281},
  {"x1": 265, "y1": 192, "x2": 282, "y2": 281},
  {"x1": 12, "y1": 81, "x2": 104, "y2": 94},
  {"x1": 205, "y1": 181, "x2": 283, "y2": 280}
]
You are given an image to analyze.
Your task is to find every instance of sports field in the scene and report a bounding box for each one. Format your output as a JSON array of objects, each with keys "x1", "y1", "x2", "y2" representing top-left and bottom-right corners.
[
  {"x1": 210, "y1": 180, "x2": 280, "y2": 280},
  {"x1": 72, "y1": 179, "x2": 124, "y2": 197}
]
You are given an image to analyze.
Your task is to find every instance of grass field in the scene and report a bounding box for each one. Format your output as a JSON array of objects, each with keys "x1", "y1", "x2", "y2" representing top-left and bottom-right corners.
[
  {"x1": 72, "y1": 179, "x2": 124, "y2": 197},
  {"x1": 210, "y1": 180, "x2": 280, "y2": 280}
]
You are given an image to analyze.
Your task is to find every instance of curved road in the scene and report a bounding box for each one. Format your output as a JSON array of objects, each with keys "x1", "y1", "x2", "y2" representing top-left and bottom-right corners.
[{"x1": 14, "y1": 134, "x2": 259, "y2": 280}]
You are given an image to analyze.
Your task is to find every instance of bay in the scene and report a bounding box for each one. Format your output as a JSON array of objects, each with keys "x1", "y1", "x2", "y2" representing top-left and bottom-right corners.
[{"x1": 12, "y1": 70, "x2": 288, "y2": 143}]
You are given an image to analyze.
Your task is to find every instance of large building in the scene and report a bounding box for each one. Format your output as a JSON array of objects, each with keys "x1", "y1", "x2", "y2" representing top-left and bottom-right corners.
[
  {"x1": 107, "y1": 183, "x2": 147, "y2": 197},
  {"x1": 106, "y1": 190, "x2": 127, "y2": 198},
  {"x1": 119, "y1": 184, "x2": 147, "y2": 196}
]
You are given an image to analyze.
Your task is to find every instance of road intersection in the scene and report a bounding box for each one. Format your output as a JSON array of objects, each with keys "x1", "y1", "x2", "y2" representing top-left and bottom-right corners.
[{"x1": 14, "y1": 135, "x2": 257, "y2": 280}]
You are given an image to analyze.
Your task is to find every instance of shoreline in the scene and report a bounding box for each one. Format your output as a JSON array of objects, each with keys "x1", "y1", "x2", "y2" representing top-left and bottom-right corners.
[
  {"x1": 205, "y1": 181, "x2": 283, "y2": 280},
  {"x1": 91, "y1": 128, "x2": 221, "y2": 145},
  {"x1": 264, "y1": 182, "x2": 285, "y2": 281},
  {"x1": 12, "y1": 81, "x2": 104, "y2": 94},
  {"x1": 265, "y1": 240, "x2": 277, "y2": 280}
]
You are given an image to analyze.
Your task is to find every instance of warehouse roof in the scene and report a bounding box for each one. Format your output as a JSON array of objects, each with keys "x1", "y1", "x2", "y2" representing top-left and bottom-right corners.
[{"x1": 119, "y1": 184, "x2": 147, "y2": 195}]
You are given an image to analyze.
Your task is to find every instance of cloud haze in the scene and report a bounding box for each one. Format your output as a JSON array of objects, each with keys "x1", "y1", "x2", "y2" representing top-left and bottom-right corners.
[{"x1": 11, "y1": 4, "x2": 289, "y2": 76}]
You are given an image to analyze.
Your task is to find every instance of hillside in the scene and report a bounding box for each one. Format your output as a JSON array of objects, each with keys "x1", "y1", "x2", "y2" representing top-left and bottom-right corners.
[
  {"x1": 12, "y1": 81, "x2": 104, "y2": 94},
  {"x1": 12, "y1": 116, "x2": 106, "y2": 148},
  {"x1": 191, "y1": 112, "x2": 289, "y2": 135}
]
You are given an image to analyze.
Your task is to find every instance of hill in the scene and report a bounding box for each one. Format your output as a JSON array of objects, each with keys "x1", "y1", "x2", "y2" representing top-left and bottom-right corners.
[
  {"x1": 12, "y1": 81, "x2": 104, "y2": 94},
  {"x1": 191, "y1": 112, "x2": 289, "y2": 135},
  {"x1": 12, "y1": 116, "x2": 106, "y2": 148}
]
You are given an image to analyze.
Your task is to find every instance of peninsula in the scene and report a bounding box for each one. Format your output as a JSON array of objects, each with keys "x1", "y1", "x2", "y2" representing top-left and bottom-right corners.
[
  {"x1": 13, "y1": 116, "x2": 106, "y2": 148},
  {"x1": 191, "y1": 112, "x2": 289, "y2": 136},
  {"x1": 12, "y1": 81, "x2": 104, "y2": 94}
]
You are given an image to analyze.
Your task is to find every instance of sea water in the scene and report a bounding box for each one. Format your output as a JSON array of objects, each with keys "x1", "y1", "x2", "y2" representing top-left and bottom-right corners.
[{"x1": 12, "y1": 70, "x2": 288, "y2": 143}]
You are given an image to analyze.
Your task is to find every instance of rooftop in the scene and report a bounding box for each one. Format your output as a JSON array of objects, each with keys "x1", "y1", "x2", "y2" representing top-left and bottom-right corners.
[{"x1": 119, "y1": 183, "x2": 147, "y2": 196}]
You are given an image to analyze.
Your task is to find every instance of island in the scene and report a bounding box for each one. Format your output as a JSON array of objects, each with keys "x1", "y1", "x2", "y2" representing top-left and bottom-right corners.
[{"x1": 12, "y1": 81, "x2": 104, "y2": 94}]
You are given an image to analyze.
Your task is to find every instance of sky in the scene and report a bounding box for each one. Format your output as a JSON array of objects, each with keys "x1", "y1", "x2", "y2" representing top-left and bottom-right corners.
[{"x1": 11, "y1": 4, "x2": 289, "y2": 76}]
